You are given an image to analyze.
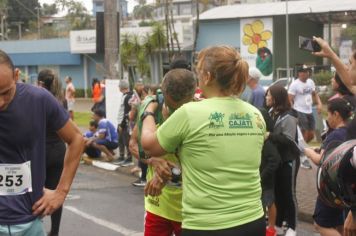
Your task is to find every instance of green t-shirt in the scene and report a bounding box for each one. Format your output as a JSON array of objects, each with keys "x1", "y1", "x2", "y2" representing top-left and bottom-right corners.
[
  {"x1": 144, "y1": 153, "x2": 182, "y2": 222},
  {"x1": 157, "y1": 97, "x2": 266, "y2": 230}
]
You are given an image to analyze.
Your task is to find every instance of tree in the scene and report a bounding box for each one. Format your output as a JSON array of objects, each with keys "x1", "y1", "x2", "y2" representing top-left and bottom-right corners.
[
  {"x1": 133, "y1": 0, "x2": 154, "y2": 21},
  {"x1": 41, "y1": 3, "x2": 58, "y2": 16},
  {"x1": 55, "y1": 0, "x2": 92, "y2": 30},
  {"x1": 7, "y1": 0, "x2": 39, "y2": 29}
]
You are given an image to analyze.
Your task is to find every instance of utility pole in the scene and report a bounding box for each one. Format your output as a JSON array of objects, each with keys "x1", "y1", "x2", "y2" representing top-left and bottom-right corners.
[
  {"x1": 13, "y1": 21, "x2": 23, "y2": 39},
  {"x1": 35, "y1": 7, "x2": 41, "y2": 39},
  {"x1": 285, "y1": 0, "x2": 290, "y2": 79},
  {"x1": 104, "y1": 0, "x2": 119, "y2": 80}
]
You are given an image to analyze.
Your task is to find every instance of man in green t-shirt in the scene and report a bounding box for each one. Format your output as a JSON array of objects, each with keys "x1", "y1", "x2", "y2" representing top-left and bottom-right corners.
[{"x1": 129, "y1": 68, "x2": 196, "y2": 236}]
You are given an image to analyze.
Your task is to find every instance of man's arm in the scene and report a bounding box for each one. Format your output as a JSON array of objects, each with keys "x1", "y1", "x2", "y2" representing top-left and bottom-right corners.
[
  {"x1": 141, "y1": 103, "x2": 167, "y2": 157},
  {"x1": 129, "y1": 124, "x2": 140, "y2": 160},
  {"x1": 32, "y1": 119, "x2": 84, "y2": 216},
  {"x1": 312, "y1": 91, "x2": 322, "y2": 114},
  {"x1": 288, "y1": 94, "x2": 295, "y2": 107}
]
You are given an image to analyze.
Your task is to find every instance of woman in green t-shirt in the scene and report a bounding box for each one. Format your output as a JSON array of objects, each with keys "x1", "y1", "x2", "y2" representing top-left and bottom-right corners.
[{"x1": 141, "y1": 45, "x2": 266, "y2": 235}]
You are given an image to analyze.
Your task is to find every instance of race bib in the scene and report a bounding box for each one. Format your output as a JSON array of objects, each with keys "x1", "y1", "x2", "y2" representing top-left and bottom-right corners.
[{"x1": 0, "y1": 161, "x2": 32, "y2": 196}]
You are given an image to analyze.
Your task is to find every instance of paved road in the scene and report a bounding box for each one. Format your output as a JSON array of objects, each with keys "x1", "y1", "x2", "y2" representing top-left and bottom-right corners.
[
  {"x1": 43, "y1": 165, "x2": 145, "y2": 236},
  {"x1": 41, "y1": 163, "x2": 321, "y2": 236}
]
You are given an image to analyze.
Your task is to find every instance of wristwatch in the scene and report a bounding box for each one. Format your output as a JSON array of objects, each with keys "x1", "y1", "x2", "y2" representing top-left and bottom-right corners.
[{"x1": 141, "y1": 111, "x2": 155, "y2": 122}]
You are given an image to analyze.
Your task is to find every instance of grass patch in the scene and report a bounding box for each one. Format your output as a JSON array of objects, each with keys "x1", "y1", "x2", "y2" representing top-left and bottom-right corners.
[{"x1": 74, "y1": 112, "x2": 92, "y2": 128}]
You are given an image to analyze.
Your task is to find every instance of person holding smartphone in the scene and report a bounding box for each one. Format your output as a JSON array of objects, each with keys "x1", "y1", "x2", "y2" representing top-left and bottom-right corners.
[{"x1": 312, "y1": 37, "x2": 356, "y2": 95}]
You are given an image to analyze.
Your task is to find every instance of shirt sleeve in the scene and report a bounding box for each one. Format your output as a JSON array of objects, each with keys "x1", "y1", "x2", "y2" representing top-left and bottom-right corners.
[
  {"x1": 98, "y1": 120, "x2": 107, "y2": 134},
  {"x1": 310, "y1": 79, "x2": 316, "y2": 92},
  {"x1": 156, "y1": 105, "x2": 190, "y2": 153},
  {"x1": 45, "y1": 91, "x2": 70, "y2": 132}
]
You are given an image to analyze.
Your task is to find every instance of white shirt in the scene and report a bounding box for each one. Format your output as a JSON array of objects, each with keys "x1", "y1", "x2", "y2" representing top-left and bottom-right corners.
[{"x1": 288, "y1": 78, "x2": 315, "y2": 114}]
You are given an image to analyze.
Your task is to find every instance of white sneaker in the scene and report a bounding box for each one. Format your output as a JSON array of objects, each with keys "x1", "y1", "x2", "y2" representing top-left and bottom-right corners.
[
  {"x1": 275, "y1": 226, "x2": 284, "y2": 235},
  {"x1": 285, "y1": 228, "x2": 296, "y2": 236}
]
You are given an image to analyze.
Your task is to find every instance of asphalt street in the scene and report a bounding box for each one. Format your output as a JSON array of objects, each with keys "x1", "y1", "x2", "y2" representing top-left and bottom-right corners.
[
  {"x1": 43, "y1": 164, "x2": 145, "y2": 236},
  {"x1": 41, "y1": 163, "x2": 321, "y2": 236}
]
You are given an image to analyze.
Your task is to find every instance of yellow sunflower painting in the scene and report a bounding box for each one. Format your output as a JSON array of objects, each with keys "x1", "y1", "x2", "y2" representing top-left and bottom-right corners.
[{"x1": 242, "y1": 20, "x2": 272, "y2": 54}]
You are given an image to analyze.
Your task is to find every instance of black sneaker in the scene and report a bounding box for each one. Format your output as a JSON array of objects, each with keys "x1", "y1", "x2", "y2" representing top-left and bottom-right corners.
[
  {"x1": 120, "y1": 158, "x2": 134, "y2": 167},
  {"x1": 132, "y1": 179, "x2": 146, "y2": 187}
]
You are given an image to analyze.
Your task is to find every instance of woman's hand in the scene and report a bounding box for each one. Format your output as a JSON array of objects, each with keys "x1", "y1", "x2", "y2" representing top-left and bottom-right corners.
[
  {"x1": 147, "y1": 157, "x2": 173, "y2": 181},
  {"x1": 144, "y1": 173, "x2": 166, "y2": 197},
  {"x1": 312, "y1": 37, "x2": 335, "y2": 59}
]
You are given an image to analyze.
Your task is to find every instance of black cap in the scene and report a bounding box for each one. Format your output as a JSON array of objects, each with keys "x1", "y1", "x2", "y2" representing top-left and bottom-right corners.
[
  {"x1": 170, "y1": 57, "x2": 190, "y2": 70},
  {"x1": 297, "y1": 64, "x2": 310, "y2": 73}
]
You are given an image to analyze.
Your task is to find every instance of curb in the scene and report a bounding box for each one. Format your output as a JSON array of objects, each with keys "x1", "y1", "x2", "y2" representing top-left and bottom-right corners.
[{"x1": 82, "y1": 156, "x2": 140, "y2": 178}]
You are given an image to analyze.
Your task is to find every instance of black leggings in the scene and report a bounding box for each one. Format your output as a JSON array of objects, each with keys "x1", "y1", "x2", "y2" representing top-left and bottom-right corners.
[
  {"x1": 139, "y1": 160, "x2": 148, "y2": 181},
  {"x1": 182, "y1": 216, "x2": 265, "y2": 236},
  {"x1": 275, "y1": 158, "x2": 300, "y2": 230},
  {"x1": 45, "y1": 141, "x2": 66, "y2": 235}
]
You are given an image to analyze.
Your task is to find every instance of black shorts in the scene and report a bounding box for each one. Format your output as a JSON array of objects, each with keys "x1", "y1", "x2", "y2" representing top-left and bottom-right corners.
[
  {"x1": 182, "y1": 216, "x2": 265, "y2": 236},
  {"x1": 313, "y1": 197, "x2": 345, "y2": 228},
  {"x1": 296, "y1": 111, "x2": 315, "y2": 131}
]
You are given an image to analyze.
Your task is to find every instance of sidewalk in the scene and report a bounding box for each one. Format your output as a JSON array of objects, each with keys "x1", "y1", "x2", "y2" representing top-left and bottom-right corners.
[{"x1": 75, "y1": 99, "x2": 317, "y2": 223}]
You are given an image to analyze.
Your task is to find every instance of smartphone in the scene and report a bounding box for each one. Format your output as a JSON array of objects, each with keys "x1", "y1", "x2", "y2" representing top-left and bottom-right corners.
[{"x1": 298, "y1": 36, "x2": 321, "y2": 52}]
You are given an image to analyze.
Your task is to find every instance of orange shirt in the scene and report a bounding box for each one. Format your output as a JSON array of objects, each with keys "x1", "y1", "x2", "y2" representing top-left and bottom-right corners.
[{"x1": 92, "y1": 84, "x2": 102, "y2": 103}]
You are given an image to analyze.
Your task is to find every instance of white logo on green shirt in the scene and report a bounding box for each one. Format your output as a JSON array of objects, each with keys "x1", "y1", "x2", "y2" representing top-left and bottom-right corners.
[{"x1": 229, "y1": 113, "x2": 253, "y2": 128}]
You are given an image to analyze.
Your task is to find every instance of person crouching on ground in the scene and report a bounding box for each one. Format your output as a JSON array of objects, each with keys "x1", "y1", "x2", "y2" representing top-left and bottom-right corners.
[{"x1": 84, "y1": 109, "x2": 118, "y2": 162}]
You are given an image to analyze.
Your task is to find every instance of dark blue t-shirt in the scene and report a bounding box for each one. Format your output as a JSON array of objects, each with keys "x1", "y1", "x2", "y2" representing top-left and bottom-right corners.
[
  {"x1": 321, "y1": 127, "x2": 347, "y2": 151},
  {"x1": 0, "y1": 83, "x2": 69, "y2": 224}
]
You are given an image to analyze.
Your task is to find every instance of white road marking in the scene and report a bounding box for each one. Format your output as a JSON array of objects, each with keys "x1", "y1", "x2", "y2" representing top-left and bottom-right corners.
[
  {"x1": 65, "y1": 194, "x2": 81, "y2": 200},
  {"x1": 64, "y1": 206, "x2": 143, "y2": 236}
]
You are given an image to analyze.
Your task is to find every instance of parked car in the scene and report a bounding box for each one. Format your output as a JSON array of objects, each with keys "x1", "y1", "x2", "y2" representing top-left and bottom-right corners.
[{"x1": 262, "y1": 77, "x2": 294, "y2": 91}]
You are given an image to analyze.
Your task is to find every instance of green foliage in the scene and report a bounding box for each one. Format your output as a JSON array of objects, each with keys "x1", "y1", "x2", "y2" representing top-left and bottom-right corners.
[
  {"x1": 75, "y1": 89, "x2": 92, "y2": 98},
  {"x1": 313, "y1": 71, "x2": 333, "y2": 86},
  {"x1": 341, "y1": 25, "x2": 356, "y2": 47},
  {"x1": 7, "y1": 0, "x2": 39, "y2": 28},
  {"x1": 133, "y1": 3, "x2": 154, "y2": 20},
  {"x1": 55, "y1": 0, "x2": 92, "y2": 30},
  {"x1": 74, "y1": 112, "x2": 92, "y2": 127},
  {"x1": 138, "y1": 20, "x2": 156, "y2": 27},
  {"x1": 150, "y1": 22, "x2": 166, "y2": 49},
  {"x1": 41, "y1": 3, "x2": 58, "y2": 16}
]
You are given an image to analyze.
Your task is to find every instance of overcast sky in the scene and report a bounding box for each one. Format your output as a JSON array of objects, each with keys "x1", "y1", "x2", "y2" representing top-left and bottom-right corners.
[{"x1": 39, "y1": 0, "x2": 139, "y2": 14}]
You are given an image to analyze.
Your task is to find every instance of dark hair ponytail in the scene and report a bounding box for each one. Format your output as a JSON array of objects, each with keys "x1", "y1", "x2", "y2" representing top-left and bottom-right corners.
[
  {"x1": 37, "y1": 69, "x2": 65, "y2": 103},
  {"x1": 327, "y1": 97, "x2": 354, "y2": 121}
]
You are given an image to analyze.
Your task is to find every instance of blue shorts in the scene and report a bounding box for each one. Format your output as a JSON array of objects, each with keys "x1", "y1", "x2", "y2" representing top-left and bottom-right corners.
[
  {"x1": 313, "y1": 197, "x2": 345, "y2": 228},
  {"x1": 0, "y1": 218, "x2": 45, "y2": 235}
]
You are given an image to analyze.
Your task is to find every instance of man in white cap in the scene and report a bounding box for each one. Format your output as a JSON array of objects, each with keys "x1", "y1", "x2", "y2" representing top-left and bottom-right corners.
[{"x1": 247, "y1": 67, "x2": 265, "y2": 108}]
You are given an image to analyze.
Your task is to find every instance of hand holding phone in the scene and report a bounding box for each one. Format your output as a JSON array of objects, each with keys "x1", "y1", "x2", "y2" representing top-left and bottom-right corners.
[{"x1": 299, "y1": 36, "x2": 321, "y2": 52}]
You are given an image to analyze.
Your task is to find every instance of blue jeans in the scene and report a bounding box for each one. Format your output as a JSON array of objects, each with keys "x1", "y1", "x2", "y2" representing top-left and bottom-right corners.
[{"x1": 0, "y1": 218, "x2": 45, "y2": 236}]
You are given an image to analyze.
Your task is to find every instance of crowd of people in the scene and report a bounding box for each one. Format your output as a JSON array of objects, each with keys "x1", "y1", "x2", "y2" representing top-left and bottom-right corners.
[{"x1": 0, "y1": 35, "x2": 356, "y2": 236}]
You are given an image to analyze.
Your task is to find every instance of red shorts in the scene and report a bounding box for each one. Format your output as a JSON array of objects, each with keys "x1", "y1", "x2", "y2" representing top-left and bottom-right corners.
[{"x1": 144, "y1": 211, "x2": 182, "y2": 236}]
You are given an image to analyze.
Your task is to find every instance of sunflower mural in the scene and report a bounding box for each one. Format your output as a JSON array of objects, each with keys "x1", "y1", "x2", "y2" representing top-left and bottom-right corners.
[
  {"x1": 242, "y1": 19, "x2": 273, "y2": 76},
  {"x1": 242, "y1": 20, "x2": 272, "y2": 54}
]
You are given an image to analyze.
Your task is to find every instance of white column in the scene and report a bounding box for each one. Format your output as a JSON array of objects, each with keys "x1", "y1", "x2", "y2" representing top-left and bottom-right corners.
[{"x1": 83, "y1": 55, "x2": 88, "y2": 98}]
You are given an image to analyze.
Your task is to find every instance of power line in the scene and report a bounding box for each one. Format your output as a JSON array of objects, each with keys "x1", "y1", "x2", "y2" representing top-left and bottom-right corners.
[{"x1": 12, "y1": 0, "x2": 38, "y2": 18}]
